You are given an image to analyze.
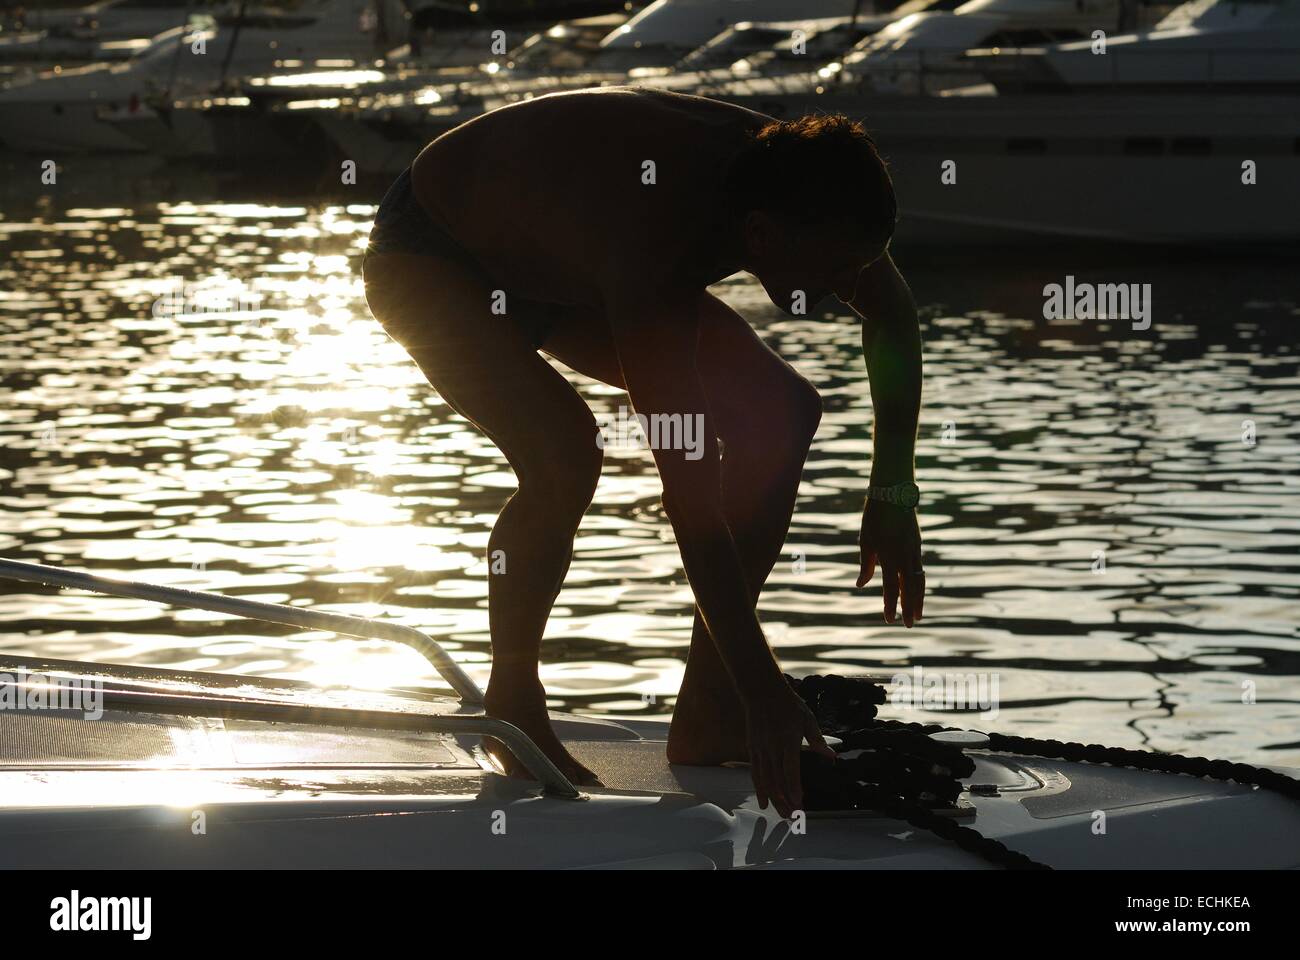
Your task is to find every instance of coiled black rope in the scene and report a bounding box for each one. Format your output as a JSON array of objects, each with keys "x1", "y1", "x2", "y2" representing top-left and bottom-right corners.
[
  {"x1": 799, "y1": 751, "x2": 1052, "y2": 870},
  {"x1": 788, "y1": 674, "x2": 1300, "y2": 870}
]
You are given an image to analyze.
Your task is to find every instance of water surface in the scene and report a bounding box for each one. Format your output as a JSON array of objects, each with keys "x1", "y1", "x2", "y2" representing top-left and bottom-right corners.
[{"x1": 2, "y1": 175, "x2": 1297, "y2": 766}]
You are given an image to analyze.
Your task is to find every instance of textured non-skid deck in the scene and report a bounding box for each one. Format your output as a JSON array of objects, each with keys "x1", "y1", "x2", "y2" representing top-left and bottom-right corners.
[
  {"x1": 566, "y1": 739, "x2": 758, "y2": 801},
  {"x1": 566, "y1": 740, "x2": 688, "y2": 793}
]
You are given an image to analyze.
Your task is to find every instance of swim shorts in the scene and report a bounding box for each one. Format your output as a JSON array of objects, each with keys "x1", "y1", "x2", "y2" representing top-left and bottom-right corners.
[{"x1": 364, "y1": 167, "x2": 553, "y2": 349}]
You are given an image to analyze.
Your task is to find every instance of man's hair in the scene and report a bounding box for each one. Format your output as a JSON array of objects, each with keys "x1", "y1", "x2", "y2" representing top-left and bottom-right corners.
[{"x1": 725, "y1": 114, "x2": 896, "y2": 242}]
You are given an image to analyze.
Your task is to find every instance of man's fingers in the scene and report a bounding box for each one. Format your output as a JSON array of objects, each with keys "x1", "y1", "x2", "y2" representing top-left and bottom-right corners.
[
  {"x1": 752, "y1": 753, "x2": 770, "y2": 811},
  {"x1": 784, "y1": 741, "x2": 803, "y2": 816},
  {"x1": 901, "y1": 563, "x2": 924, "y2": 628},
  {"x1": 856, "y1": 549, "x2": 877, "y2": 588},
  {"x1": 767, "y1": 753, "x2": 792, "y2": 818},
  {"x1": 805, "y1": 721, "x2": 837, "y2": 760},
  {"x1": 903, "y1": 566, "x2": 925, "y2": 627},
  {"x1": 882, "y1": 564, "x2": 900, "y2": 623},
  {"x1": 759, "y1": 749, "x2": 785, "y2": 811}
]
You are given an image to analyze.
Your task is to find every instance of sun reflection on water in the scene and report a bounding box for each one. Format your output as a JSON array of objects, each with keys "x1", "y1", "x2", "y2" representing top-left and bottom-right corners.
[{"x1": 0, "y1": 195, "x2": 1297, "y2": 767}]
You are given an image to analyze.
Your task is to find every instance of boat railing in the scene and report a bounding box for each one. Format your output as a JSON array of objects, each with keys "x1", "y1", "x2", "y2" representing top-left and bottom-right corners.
[
  {"x1": 0, "y1": 667, "x2": 581, "y2": 799},
  {"x1": 0, "y1": 557, "x2": 585, "y2": 798},
  {"x1": 0, "y1": 557, "x2": 482, "y2": 703}
]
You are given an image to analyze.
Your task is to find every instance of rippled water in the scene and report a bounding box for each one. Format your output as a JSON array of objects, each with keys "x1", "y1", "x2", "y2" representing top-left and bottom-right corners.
[{"x1": 2, "y1": 172, "x2": 1298, "y2": 766}]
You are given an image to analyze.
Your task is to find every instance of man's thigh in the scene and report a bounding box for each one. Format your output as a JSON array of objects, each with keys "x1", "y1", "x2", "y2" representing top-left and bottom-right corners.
[
  {"x1": 694, "y1": 294, "x2": 817, "y2": 440},
  {"x1": 363, "y1": 252, "x2": 597, "y2": 465},
  {"x1": 539, "y1": 302, "x2": 625, "y2": 388},
  {"x1": 540, "y1": 292, "x2": 814, "y2": 433}
]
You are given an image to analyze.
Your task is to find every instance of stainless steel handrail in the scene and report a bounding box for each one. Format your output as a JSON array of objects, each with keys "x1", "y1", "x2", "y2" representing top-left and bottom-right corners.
[
  {"x1": 0, "y1": 558, "x2": 585, "y2": 798},
  {"x1": 0, "y1": 557, "x2": 483, "y2": 703},
  {"x1": 0, "y1": 678, "x2": 581, "y2": 799}
]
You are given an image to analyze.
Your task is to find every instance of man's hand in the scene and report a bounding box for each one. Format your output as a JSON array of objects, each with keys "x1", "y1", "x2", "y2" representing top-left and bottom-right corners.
[
  {"x1": 744, "y1": 683, "x2": 836, "y2": 818},
  {"x1": 857, "y1": 500, "x2": 924, "y2": 627},
  {"x1": 847, "y1": 253, "x2": 923, "y2": 626}
]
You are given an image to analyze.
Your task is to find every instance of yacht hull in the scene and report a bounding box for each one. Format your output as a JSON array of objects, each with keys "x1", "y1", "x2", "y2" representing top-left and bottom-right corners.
[{"x1": 1, "y1": 655, "x2": 1296, "y2": 870}]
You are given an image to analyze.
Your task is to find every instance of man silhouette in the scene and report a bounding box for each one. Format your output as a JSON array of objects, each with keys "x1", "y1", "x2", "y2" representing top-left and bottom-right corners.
[{"x1": 363, "y1": 86, "x2": 924, "y2": 817}]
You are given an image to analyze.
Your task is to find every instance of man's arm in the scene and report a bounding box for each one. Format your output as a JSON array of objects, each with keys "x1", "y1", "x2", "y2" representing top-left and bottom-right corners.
[
  {"x1": 607, "y1": 289, "x2": 783, "y2": 696},
  {"x1": 845, "y1": 252, "x2": 925, "y2": 626},
  {"x1": 606, "y1": 287, "x2": 832, "y2": 815}
]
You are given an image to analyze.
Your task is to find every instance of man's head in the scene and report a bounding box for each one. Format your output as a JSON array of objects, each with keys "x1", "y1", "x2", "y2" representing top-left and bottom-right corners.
[{"x1": 725, "y1": 114, "x2": 896, "y2": 312}]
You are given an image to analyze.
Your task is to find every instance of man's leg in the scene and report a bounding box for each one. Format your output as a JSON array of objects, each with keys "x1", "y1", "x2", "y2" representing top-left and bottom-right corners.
[
  {"x1": 540, "y1": 293, "x2": 820, "y2": 764},
  {"x1": 364, "y1": 253, "x2": 603, "y2": 785},
  {"x1": 667, "y1": 294, "x2": 821, "y2": 763}
]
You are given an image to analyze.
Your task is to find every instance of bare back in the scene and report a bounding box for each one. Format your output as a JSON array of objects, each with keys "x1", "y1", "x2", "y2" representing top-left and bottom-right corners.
[{"x1": 410, "y1": 87, "x2": 769, "y2": 308}]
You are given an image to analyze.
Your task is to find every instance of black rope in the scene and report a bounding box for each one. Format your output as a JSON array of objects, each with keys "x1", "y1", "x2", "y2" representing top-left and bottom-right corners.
[
  {"x1": 983, "y1": 731, "x2": 1300, "y2": 802},
  {"x1": 862, "y1": 716, "x2": 1300, "y2": 802},
  {"x1": 800, "y1": 751, "x2": 1051, "y2": 869},
  {"x1": 789, "y1": 674, "x2": 1300, "y2": 870}
]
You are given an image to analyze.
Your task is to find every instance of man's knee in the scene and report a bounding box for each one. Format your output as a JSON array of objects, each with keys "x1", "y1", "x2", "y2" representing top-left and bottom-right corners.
[
  {"x1": 788, "y1": 374, "x2": 822, "y2": 444},
  {"x1": 743, "y1": 373, "x2": 821, "y2": 452},
  {"x1": 517, "y1": 436, "x2": 602, "y2": 514}
]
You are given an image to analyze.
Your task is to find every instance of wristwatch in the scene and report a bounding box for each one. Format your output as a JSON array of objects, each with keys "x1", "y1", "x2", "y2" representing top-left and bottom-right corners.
[{"x1": 867, "y1": 480, "x2": 920, "y2": 509}]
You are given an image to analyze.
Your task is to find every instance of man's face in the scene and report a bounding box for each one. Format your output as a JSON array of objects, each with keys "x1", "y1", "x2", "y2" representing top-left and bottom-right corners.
[{"x1": 744, "y1": 213, "x2": 890, "y2": 315}]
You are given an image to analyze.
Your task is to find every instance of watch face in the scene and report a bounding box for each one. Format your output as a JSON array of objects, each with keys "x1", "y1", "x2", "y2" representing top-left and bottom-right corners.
[{"x1": 899, "y1": 482, "x2": 919, "y2": 508}]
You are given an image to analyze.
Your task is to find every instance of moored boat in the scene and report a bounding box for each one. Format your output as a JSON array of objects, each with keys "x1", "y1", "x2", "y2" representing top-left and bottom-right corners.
[{"x1": 1, "y1": 558, "x2": 1296, "y2": 870}]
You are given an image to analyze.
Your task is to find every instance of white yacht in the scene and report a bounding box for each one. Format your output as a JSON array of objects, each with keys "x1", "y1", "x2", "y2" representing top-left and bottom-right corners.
[
  {"x1": 835, "y1": 0, "x2": 1167, "y2": 94},
  {"x1": 1004, "y1": 0, "x2": 1300, "y2": 90},
  {"x1": 2, "y1": 557, "x2": 1296, "y2": 870},
  {"x1": 0, "y1": 1, "x2": 408, "y2": 154},
  {"x1": 672, "y1": 17, "x2": 876, "y2": 77},
  {"x1": 0, "y1": 25, "x2": 218, "y2": 153},
  {"x1": 492, "y1": 13, "x2": 632, "y2": 76},
  {"x1": 0, "y1": 0, "x2": 211, "y2": 68},
  {"x1": 700, "y1": 0, "x2": 1298, "y2": 244},
  {"x1": 593, "y1": 0, "x2": 958, "y2": 68},
  {"x1": 10, "y1": 0, "x2": 213, "y2": 43},
  {"x1": 97, "y1": 5, "x2": 627, "y2": 162}
]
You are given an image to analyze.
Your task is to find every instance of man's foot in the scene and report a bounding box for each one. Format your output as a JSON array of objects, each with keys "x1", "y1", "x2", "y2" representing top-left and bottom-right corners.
[
  {"x1": 483, "y1": 680, "x2": 602, "y2": 787},
  {"x1": 666, "y1": 686, "x2": 750, "y2": 766}
]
